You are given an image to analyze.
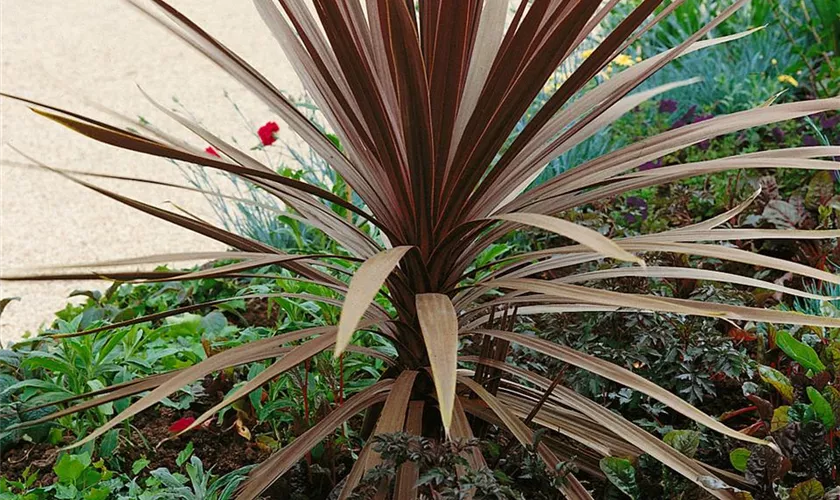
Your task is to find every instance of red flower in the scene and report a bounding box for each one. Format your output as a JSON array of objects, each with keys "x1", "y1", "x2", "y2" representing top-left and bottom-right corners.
[
  {"x1": 168, "y1": 417, "x2": 196, "y2": 433},
  {"x1": 205, "y1": 146, "x2": 220, "y2": 158},
  {"x1": 258, "y1": 121, "x2": 280, "y2": 146}
]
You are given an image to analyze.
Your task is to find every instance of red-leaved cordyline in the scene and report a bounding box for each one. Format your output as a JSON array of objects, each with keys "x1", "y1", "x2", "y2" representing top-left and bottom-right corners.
[{"x1": 3, "y1": 1, "x2": 840, "y2": 498}]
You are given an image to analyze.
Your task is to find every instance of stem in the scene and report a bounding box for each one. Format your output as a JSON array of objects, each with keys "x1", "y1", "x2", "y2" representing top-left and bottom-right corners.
[
  {"x1": 303, "y1": 359, "x2": 311, "y2": 425},
  {"x1": 338, "y1": 353, "x2": 345, "y2": 406},
  {"x1": 524, "y1": 369, "x2": 566, "y2": 425},
  {"x1": 719, "y1": 405, "x2": 757, "y2": 422},
  {"x1": 799, "y1": 0, "x2": 836, "y2": 73},
  {"x1": 775, "y1": 1, "x2": 829, "y2": 96},
  {"x1": 304, "y1": 358, "x2": 311, "y2": 465}
]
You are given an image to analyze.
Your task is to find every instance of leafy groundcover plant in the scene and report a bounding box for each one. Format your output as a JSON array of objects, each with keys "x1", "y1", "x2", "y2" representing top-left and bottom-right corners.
[{"x1": 4, "y1": 1, "x2": 840, "y2": 498}]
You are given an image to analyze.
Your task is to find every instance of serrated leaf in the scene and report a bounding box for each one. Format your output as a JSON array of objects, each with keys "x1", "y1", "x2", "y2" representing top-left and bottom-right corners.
[
  {"x1": 790, "y1": 478, "x2": 824, "y2": 500},
  {"x1": 806, "y1": 387, "x2": 835, "y2": 429},
  {"x1": 771, "y1": 406, "x2": 791, "y2": 432},
  {"x1": 599, "y1": 456, "x2": 639, "y2": 499},
  {"x1": 774, "y1": 330, "x2": 825, "y2": 372},
  {"x1": 729, "y1": 448, "x2": 751, "y2": 472},
  {"x1": 758, "y1": 365, "x2": 794, "y2": 402}
]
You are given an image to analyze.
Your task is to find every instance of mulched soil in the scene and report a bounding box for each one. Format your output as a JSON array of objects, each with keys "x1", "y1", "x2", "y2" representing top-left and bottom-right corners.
[
  {"x1": 2, "y1": 442, "x2": 60, "y2": 487},
  {"x1": 230, "y1": 298, "x2": 282, "y2": 329},
  {"x1": 122, "y1": 406, "x2": 269, "y2": 476},
  {"x1": 1, "y1": 375, "x2": 271, "y2": 486}
]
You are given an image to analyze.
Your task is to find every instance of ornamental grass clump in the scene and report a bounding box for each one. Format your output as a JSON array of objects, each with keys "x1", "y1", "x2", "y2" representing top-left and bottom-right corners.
[{"x1": 4, "y1": 1, "x2": 840, "y2": 498}]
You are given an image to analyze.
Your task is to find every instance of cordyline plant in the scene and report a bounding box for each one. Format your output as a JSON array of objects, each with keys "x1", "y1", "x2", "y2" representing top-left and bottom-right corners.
[{"x1": 4, "y1": 0, "x2": 840, "y2": 498}]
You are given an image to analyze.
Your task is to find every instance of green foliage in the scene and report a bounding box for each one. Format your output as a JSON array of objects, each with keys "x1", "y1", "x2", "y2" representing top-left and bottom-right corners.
[
  {"x1": 2, "y1": 453, "x2": 115, "y2": 500},
  {"x1": 729, "y1": 448, "x2": 751, "y2": 472},
  {"x1": 599, "y1": 457, "x2": 639, "y2": 499},
  {"x1": 806, "y1": 387, "x2": 835, "y2": 429},
  {"x1": 663, "y1": 430, "x2": 700, "y2": 459},
  {"x1": 1, "y1": 450, "x2": 251, "y2": 500},
  {"x1": 774, "y1": 330, "x2": 825, "y2": 372},
  {"x1": 789, "y1": 478, "x2": 825, "y2": 500},
  {"x1": 775, "y1": 0, "x2": 840, "y2": 97},
  {"x1": 758, "y1": 365, "x2": 795, "y2": 402},
  {"x1": 350, "y1": 432, "x2": 574, "y2": 500}
]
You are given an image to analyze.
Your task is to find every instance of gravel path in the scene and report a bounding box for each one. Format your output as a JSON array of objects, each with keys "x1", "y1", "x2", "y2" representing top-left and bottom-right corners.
[{"x1": 1, "y1": 1, "x2": 302, "y2": 344}]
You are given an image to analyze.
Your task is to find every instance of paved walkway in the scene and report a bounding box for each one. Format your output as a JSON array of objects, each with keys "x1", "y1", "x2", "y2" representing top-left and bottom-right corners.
[{"x1": 1, "y1": 1, "x2": 302, "y2": 343}]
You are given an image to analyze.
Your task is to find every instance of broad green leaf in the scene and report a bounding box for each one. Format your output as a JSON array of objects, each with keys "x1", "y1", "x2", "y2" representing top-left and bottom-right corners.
[
  {"x1": 729, "y1": 448, "x2": 750, "y2": 472},
  {"x1": 790, "y1": 478, "x2": 825, "y2": 500},
  {"x1": 806, "y1": 387, "x2": 836, "y2": 429},
  {"x1": 758, "y1": 365, "x2": 794, "y2": 402},
  {"x1": 164, "y1": 313, "x2": 203, "y2": 337},
  {"x1": 774, "y1": 330, "x2": 825, "y2": 372},
  {"x1": 663, "y1": 430, "x2": 700, "y2": 458},
  {"x1": 98, "y1": 429, "x2": 119, "y2": 458},
  {"x1": 416, "y1": 294, "x2": 459, "y2": 435},
  {"x1": 54, "y1": 453, "x2": 90, "y2": 483},
  {"x1": 176, "y1": 442, "x2": 194, "y2": 467},
  {"x1": 84, "y1": 487, "x2": 110, "y2": 500},
  {"x1": 131, "y1": 458, "x2": 150, "y2": 475},
  {"x1": 599, "y1": 457, "x2": 639, "y2": 499},
  {"x1": 55, "y1": 483, "x2": 78, "y2": 499},
  {"x1": 335, "y1": 246, "x2": 412, "y2": 357},
  {"x1": 771, "y1": 406, "x2": 791, "y2": 432},
  {"x1": 87, "y1": 380, "x2": 113, "y2": 416}
]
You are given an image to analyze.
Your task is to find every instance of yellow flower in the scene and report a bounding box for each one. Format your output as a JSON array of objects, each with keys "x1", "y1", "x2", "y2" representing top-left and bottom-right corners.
[
  {"x1": 778, "y1": 74, "x2": 798, "y2": 87},
  {"x1": 635, "y1": 56, "x2": 642, "y2": 62},
  {"x1": 613, "y1": 54, "x2": 635, "y2": 67},
  {"x1": 580, "y1": 49, "x2": 594, "y2": 59},
  {"x1": 771, "y1": 58, "x2": 778, "y2": 66}
]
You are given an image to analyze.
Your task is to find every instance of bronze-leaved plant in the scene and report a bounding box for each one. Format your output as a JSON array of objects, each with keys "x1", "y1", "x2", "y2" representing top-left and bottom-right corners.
[{"x1": 4, "y1": 1, "x2": 840, "y2": 498}]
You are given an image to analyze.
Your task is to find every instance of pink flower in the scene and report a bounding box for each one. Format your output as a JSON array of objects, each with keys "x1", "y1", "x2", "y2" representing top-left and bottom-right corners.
[
  {"x1": 205, "y1": 146, "x2": 220, "y2": 158},
  {"x1": 258, "y1": 121, "x2": 280, "y2": 146},
  {"x1": 168, "y1": 417, "x2": 196, "y2": 433}
]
